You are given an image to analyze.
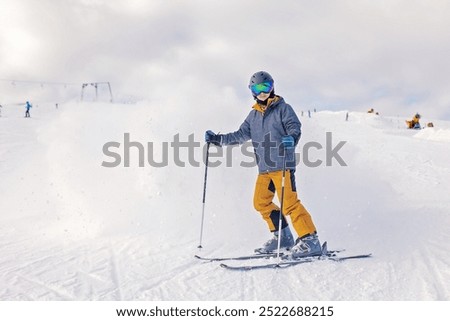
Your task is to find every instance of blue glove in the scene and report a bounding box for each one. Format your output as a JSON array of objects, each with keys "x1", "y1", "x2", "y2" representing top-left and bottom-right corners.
[
  {"x1": 205, "y1": 130, "x2": 222, "y2": 146},
  {"x1": 281, "y1": 135, "x2": 295, "y2": 149}
]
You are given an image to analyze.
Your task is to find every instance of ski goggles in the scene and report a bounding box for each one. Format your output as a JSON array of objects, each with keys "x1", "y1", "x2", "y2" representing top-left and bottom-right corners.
[{"x1": 250, "y1": 81, "x2": 274, "y2": 96}]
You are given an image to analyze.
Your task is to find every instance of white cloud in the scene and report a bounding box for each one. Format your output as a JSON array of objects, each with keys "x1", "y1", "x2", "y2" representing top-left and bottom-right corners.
[{"x1": 1, "y1": 0, "x2": 450, "y2": 119}]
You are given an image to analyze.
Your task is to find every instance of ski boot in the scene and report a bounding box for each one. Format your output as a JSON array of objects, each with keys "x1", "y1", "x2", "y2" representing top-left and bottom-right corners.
[
  {"x1": 290, "y1": 232, "x2": 322, "y2": 259},
  {"x1": 255, "y1": 226, "x2": 295, "y2": 254}
]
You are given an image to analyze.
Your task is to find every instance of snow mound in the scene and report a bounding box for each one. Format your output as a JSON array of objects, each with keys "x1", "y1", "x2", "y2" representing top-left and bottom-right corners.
[{"x1": 414, "y1": 127, "x2": 450, "y2": 142}]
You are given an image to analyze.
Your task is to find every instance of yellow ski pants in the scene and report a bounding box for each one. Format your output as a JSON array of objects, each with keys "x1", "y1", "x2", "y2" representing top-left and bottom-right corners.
[{"x1": 253, "y1": 170, "x2": 316, "y2": 238}]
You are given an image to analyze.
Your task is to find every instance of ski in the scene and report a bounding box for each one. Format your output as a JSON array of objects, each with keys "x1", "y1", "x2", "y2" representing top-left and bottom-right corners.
[
  {"x1": 220, "y1": 253, "x2": 372, "y2": 271},
  {"x1": 195, "y1": 242, "x2": 344, "y2": 262},
  {"x1": 195, "y1": 252, "x2": 282, "y2": 262}
]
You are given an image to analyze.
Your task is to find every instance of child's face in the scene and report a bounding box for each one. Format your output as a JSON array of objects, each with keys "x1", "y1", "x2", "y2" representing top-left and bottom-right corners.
[{"x1": 256, "y1": 92, "x2": 270, "y2": 101}]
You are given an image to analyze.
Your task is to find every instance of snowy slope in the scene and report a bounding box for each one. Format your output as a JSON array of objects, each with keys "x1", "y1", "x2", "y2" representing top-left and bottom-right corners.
[{"x1": 1, "y1": 102, "x2": 449, "y2": 300}]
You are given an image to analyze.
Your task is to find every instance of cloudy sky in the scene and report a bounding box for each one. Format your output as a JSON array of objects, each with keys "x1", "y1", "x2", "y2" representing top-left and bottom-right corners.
[{"x1": 1, "y1": 0, "x2": 450, "y2": 119}]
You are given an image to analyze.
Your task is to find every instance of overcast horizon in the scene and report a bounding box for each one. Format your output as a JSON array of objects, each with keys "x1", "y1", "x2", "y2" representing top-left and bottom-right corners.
[{"x1": 1, "y1": 0, "x2": 450, "y2": 120}]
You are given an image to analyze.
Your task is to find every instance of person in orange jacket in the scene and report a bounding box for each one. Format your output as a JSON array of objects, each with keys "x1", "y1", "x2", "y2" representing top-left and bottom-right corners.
[{"x1": 406, "y1": 113, "x2": 421, "y2": 129}]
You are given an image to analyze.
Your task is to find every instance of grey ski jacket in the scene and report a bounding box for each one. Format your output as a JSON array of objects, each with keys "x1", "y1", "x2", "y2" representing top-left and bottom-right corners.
[{"x1": 221, "y1": 96, "x2": 301, "y2": 173}]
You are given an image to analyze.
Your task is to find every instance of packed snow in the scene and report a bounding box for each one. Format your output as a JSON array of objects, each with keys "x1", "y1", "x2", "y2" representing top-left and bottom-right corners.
[{"x1": 0, "y1": 101, "x2": 449, "y2": 300}]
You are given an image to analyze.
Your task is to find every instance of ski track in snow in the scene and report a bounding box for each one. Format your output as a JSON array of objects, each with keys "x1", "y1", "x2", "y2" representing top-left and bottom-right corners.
[{"x1": 1, "y1": 104, "x2": 450, "y2": 300}]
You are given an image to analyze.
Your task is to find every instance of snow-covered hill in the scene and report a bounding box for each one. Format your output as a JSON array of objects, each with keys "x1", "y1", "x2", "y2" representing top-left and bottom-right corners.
[{"x1": 1, "y1": 102, "x2": 449, "y2": 300}]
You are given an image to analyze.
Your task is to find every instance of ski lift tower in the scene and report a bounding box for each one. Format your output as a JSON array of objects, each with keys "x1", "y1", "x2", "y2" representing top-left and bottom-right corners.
[{"x1": 81, "y1": 82, "x2": 114, "y2": 102}]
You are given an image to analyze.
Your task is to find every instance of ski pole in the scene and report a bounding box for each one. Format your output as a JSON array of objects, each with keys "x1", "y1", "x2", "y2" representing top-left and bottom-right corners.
[
  {"x1": 198, "y1": 142, "x2": 211, "y2": 249},
  {"x1": 276, "y1": 150, "x2": 287, "y2": 262}
]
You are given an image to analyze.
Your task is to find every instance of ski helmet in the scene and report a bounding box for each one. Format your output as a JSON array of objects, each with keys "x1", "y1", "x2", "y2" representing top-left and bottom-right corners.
[
  {"x1": 249, "y1": 71, "x2": 274, "y2": 88},
  {"x1": 248, "y1": 71, "x2": 274, "y2": 97}
]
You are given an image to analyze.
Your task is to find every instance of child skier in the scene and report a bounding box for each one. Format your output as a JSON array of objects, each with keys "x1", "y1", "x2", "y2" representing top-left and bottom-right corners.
[{"x1": 205, "y1": 71, "x2": 321, "y2": 258}]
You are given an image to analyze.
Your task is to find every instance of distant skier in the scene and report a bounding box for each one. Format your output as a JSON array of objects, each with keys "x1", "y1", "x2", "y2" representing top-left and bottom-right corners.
[
  {"x1": 406, "y1": 113, "x2": 421, "y2": 129},
  {"x1": 25, "y1": 101, "x2": 32, "y2": 118},
  {"x1": 0, "y1": 104, "x2": 2, "y2": 117},
  {"x1": 205, "y1": 71, "x2": 321, "y2": 258}
]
